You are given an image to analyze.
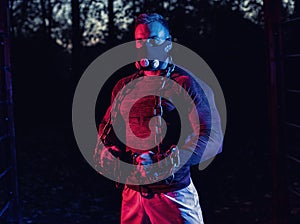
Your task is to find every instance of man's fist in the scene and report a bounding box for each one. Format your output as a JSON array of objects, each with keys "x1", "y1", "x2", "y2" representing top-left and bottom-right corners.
[
  {"x1": 94, "y1": 144, "x2": 122, "y2": 178},
  {"x1": 134, "y1": 151, "x2": 155, "y2": 178}
]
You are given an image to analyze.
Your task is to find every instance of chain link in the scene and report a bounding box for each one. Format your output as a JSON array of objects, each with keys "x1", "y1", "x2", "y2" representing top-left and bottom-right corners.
[
  {"x1": 100, "y1": 64, "x2": 175, "y2": 150},
  {"x1": 95, "y1": 64, "x2": 178, "y2": 185}
]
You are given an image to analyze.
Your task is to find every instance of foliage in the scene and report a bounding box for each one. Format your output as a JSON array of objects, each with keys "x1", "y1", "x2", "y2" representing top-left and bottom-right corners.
[{"x1": 10, "y1": 0, "x2": 296, "y2": 49}]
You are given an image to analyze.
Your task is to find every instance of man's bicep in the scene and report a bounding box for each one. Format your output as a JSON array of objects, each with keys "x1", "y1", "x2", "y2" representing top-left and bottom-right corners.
[
  {"x1": 98, "y1": 77, "x2": 124, "y2": 136},
  {"x1": 189, "y1": 85, "x2": 223, "y2": 164},
  {"x1": 98, "y1": 104, "x2": 113, "y2": 136},
  {"x1": 179, "y1": 78, "x2": 223, "y2": 166},
  {"x1": 199, "y1": 88, "x2": 223, "y2": 162}
]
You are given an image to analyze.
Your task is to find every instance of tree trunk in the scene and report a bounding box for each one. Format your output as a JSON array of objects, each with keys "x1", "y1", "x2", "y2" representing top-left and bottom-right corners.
[
  {"x1": 263, "y1": 0, "x2": 288, "y2": 223},
  {"x1": 0, "y1": 0, "x2": 21, "y2": 222},
  {"x1": 40, "y1": 0, "x2": 48, "y2": 34},
  {"x1": 47, "y1": 0, "x2": 53, "y2": 35},
  {"x1": 71, "y1": 0, "x2": 81, "y2": 78},
  {"x1": 108, "y1": 0, "x2": 114, "y2": 43},
  {"x1": 294, "y1": 0, "x2": 300, "y2": 16}
]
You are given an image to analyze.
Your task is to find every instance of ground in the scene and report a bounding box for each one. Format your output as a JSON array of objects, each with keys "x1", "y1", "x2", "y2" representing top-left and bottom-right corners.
[{"x1": 16, "y1": 125, "x2": 299, "y2": 224}]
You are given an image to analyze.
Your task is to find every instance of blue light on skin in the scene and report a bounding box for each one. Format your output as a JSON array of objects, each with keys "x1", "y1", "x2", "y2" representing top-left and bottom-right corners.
[{"x1": 135, "y1": 21, "x2": 172, "y2": 76}]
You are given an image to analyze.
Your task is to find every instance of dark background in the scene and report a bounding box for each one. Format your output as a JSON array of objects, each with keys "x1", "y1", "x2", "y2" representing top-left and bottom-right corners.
[{"x1": 4, "y1": 0, "x2": 300, "y2": 223}]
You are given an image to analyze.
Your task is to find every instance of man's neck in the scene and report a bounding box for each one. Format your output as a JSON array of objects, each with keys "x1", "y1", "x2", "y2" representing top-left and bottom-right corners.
[{"x1": 143, "y1": 70, "x2": 161, "y2": 76}]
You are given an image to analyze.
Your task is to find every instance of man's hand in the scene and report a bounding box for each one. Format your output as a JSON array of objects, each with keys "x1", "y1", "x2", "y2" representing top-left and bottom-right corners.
[
  {"x1": 93, "y1": 145, "x2": 122, "y2": 178},
  {"x1": 131, "y1": 147, "x2": 180, "y2": 183},
  {"x1": 107, "y1": 145, "x2": 122, "y2": 158},
  {"x1": 135, "y1": 151, "x2": 155, "y2": 178},
  {"x1": 135, "y1": 151, "x2": 154, "y2": 165},
  {"x1": 100, "y1": 145, "x2": 122, "y2": 168}
]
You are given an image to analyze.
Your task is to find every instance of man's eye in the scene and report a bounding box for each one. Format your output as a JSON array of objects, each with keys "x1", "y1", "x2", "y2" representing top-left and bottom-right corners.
[
  {"x1": 135, "y1": 38, "x2": 164, "y2": 47},
  {"x1": 148, "y1": 38, "x2": 163, "y2": 46},
  {"x1": 136, "y1": 39, "x2": 143, "y2": 44}
]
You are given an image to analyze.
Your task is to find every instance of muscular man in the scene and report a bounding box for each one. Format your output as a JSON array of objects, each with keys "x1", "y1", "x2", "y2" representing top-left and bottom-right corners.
[{"x1": 95, "y1": 13, "x2": 223, "y2": 224}]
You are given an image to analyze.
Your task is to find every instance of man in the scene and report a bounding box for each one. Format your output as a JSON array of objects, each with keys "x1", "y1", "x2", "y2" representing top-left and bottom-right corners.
[{"x1": 95, "y1": 13, "x2": 223, "y2": 224}]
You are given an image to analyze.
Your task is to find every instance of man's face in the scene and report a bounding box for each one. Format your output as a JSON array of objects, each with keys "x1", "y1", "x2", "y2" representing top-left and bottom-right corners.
[{"x1": 135, "y1": 21, "x2": 170, "y2": 49}]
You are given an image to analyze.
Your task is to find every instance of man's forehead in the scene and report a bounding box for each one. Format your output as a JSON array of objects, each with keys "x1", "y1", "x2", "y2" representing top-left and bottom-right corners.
[{"x1": 135, "y1": 21, "x2": 169, "y2": 39}]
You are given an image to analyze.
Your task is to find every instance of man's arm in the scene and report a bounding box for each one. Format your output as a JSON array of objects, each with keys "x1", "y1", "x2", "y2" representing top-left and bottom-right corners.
[
  {"x1": 94, "y1": 79, "x2": 127, "y2": 175},
  {"x1": 178, "y1": 75, "x2": 223, "y2": 166}
]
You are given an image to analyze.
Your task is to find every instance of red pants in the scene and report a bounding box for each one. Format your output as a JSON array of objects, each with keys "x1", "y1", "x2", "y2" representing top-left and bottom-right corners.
[{"x1": 121, "y1": 179, "x2": 204, "y2": 224}]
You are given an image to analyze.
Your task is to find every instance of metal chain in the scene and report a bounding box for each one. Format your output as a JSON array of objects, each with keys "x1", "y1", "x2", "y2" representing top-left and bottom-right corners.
[
  {"x1": 100, "y1": 64, "x2": 175, "y2": 148},
  {"x1": 99, "y1": 70, "x2": 143, "y2": 144},
  {"x1": 95, "y1": 64, "x2": 177, "y2": 185}
]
